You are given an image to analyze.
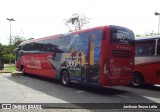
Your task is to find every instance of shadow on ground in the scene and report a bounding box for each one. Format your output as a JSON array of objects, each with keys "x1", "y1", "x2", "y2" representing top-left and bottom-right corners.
[{"x1": 4, "y1": 73, "x2": 158, "y2": 109}]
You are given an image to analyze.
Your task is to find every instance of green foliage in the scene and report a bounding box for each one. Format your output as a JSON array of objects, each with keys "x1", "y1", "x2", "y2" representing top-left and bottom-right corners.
[
  {"x1": 4, "y1": 64, "x2": 16, "y2": 72},
  {"x1": 136, "y1": 31, "x2": 158, "y2": 37},
  {"x1": 0, "y1": 35, "x2": 25, "y2": 63},
  {"x1": 3, "y1": 54, "x2": 15, "y2": 63}
]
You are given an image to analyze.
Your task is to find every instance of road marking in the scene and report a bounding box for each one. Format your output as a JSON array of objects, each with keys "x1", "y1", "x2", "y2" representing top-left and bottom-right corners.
[
  {"x1": 117, "y1": 95, "x2": 130, "y2": 99},
  {"x1": 76, "y1": 90, "x2": 86, "y2": 93},
  {"x1": 155, "y1": 84, "x2": 160, "y2": 87},
  {"x1": 143, "y1": 96, "x2": 160, "y2": 103}
]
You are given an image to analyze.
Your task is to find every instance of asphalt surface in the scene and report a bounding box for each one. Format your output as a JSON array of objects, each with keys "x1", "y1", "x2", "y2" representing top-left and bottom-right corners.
[{"x1": 0, "y1": 73, "x2": 159, "y2": 112}]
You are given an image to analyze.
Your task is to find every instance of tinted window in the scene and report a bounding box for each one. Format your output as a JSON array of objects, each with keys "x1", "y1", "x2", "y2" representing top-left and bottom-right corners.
[
  {"x1": 22, "y1": 43, "x2": 30, "y2": 51},
  {"x1": 22, "y1": 40, "x2": 45, "y2": 51},
  {"x1": 45, "y1": 38, "x2": 64, "y2": 53},
  {"x1": 135, "y1": 39, "x2": 155, "y2": 56},
  {"x1": 157, "y1": 39, "x2": 160, "y2": 55},
  {"x1": 110, "y1": 26, "x2": 135, "y2": 45}
]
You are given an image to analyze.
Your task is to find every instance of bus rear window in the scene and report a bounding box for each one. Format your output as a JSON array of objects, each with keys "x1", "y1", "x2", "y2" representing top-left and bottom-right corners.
[{"x1": 110, "y1": 26, "x2": 135, "y2": 45}]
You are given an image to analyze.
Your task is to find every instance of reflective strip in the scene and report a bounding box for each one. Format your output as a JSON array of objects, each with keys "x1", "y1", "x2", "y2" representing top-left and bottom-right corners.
[{"x1": 135, "y1": 56, "x2": 160, "y2": 65}]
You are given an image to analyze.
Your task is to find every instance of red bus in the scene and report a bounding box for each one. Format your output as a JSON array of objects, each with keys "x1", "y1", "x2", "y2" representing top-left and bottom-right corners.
[
  {"x1": 132, "y1": 36, "x2": 160, "y2": 87},
  {"x1": 15, "y1": 25, "x2": 135, "y2": 87}
]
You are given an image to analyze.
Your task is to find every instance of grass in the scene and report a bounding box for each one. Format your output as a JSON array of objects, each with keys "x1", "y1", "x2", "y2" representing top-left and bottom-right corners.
[{"x1": 3, "y1": 64, "x2": 16, "y2": 72}]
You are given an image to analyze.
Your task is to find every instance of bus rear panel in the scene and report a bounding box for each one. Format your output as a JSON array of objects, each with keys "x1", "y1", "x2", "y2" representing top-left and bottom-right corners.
[{"x1": 100, "y1": 25, "x2": 135, "y2": 86}]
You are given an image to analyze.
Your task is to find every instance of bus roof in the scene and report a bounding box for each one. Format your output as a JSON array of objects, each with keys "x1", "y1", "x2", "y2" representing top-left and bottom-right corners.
[
  {"x1": 20, "y1": 25, "x2": 109, "y2": 45},
  {"x1": 20, "y1": 25, "x2": 132, "y2": 45},
  {"x1": 135, "y1": 35, "x2": 160, "y2": 40}
]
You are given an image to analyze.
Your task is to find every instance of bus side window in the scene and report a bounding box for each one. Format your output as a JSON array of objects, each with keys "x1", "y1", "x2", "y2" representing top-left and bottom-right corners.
[
  {"x1": 157, "y1": 39, "x2": 160, "y2": 55},
  {"x1": 135, "y1": 46, "x2": 143, "y2": 56},
  {"x1": 136, "y1": 39, "x2": 155, "y2": 56},
  {"x1": 142, "y1": 46, "x2": 154, "y2": 56},
  {"x1": 147, "y1": 46, "x2": 154, "y2": 55},
  {"x1": 23, "y1": 44, "x2": 29, "y2": 51},
  {"x1": 139, "y1": 48, "x2": 143, "y2": 55}
]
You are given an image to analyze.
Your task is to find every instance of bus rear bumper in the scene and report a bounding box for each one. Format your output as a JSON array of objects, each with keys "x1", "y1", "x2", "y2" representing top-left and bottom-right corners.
[
  {"x1": 109, "y1": 77, "x2": 132, "y2": 86},
  {"x1": 101, "y1": 76, "x2": 132, "y2": 86}
]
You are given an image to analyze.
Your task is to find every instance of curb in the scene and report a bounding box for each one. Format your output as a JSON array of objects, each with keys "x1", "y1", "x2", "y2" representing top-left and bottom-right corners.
[
  {"x1": 0, "y1": 71, "x2": 11, "y2": 73},
  {"x1": 0, "y1": 71, "x2": 22, "y2": 76},
  {"x1": 11, "y1": 72, "x2": 22, "y2": 76}
]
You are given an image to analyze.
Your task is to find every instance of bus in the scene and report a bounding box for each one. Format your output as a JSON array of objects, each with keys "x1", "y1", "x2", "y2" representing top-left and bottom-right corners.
[
  {"x1": 132, "y1": 36, "x2": 160, "y2": 87},
  {"x1": 14, "y1": 25, "x2": 135, "y2": 87}
]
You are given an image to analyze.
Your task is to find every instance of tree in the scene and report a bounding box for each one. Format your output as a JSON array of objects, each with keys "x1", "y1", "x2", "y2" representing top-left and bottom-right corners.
[
  {"x1": 0, "y1": 44, "x2": 9, "y2": 63},
  {"x1": 0, "y1": 35, "x2": 25, "y2": 64},
  {"x1": 12, "y1": 36, "x2": 24, "y2": 45},
  {"x1": 64, "y1": 13, "x2": 90, "y2": 32},
  {"x1": 136, "y1": 31, "x2": 158, "y2": 37},
  {"x1": 0, "y1": 43, "x2": 5, "y2": 62}
]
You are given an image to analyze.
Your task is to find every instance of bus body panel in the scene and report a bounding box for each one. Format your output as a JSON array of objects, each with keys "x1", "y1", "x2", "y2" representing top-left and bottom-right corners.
[
  {"x1": 20, "y1": 53, "x2": 58, "y2": 78},
  {"x1": 15, "y1": 25, "x2": 135, "y2": 87},
  {"x1": 99, "y1": 26, "x2": 110, "y2": 86},
  {"x1": 63, "y1": 29, "x2": 103, "y2": 84},
  {"x1": 135, "y1": 56, "x2": 160, "y2": 85},
  {"x1": 134, "y1": 36, "x2": 160, "y2": 85}
]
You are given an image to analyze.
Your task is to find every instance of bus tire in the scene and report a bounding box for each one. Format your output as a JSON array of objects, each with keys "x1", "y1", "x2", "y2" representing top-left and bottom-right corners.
[
  {"x1": 131, "y1": 72, "x2": 144, "y2": 87},
  {"x1": 21, "y1": 66, "x2": 26, "y2": 76},
  {"x1": 60, "y1": 70, "x2": 70, "y2": 86}
]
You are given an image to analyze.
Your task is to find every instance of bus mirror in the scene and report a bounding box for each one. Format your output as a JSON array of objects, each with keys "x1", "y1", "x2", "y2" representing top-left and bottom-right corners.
[{"x1": 13, "y1": 48, "x2": 18, "y2": 54}]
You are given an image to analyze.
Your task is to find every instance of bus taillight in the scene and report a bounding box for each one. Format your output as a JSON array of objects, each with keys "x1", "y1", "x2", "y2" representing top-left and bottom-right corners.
[{"x1": 103, "y1": 59, "x2": 110, "y2": 76}]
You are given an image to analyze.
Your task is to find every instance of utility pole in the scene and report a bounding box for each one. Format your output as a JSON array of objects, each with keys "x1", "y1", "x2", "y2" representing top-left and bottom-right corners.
[
  {"x1": 6, "y1": 18, "x2": 15, "y2": 64},
  {"x1": 155, "y1": 12, "x2": 160, "y2": 35}
]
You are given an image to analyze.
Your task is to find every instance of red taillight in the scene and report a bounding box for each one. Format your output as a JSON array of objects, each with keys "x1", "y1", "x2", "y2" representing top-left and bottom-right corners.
[{"x1": 103, "y1": 59, "x2": 110, "y2": 76}]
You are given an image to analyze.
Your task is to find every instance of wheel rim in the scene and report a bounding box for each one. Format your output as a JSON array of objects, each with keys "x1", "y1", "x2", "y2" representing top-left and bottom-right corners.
[
  {"x1": 132, "y1": 75, "x2": 141, "y2": 86},
  {"x1": 22, "y1": 68, "x2": 24, "y2": 74},
  {"x1": 62, "y1": 71, "x2": 69, "y2": 85}
]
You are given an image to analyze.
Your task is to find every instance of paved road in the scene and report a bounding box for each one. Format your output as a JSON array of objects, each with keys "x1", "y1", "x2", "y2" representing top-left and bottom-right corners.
[{"x1": 0, "y1": 73, "x2": 160, "y2": 111}]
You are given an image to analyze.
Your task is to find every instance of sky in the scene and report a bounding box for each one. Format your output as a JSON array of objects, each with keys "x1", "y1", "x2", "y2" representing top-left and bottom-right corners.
[{"x1": 0, "y1": 0, "x2": 160, "y2": 45}]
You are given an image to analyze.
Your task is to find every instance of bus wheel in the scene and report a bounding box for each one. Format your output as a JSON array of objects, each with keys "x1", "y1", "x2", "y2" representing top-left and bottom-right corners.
[
  {"x1": 132, "y1": 73, "x2": 144, "y2": 87},
  {"x1": 21, "y1": 67, "x2": 26, "y2": 75},
  {"x1": 61, "y1": 71, "x2": 70, "y2": 86}
]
